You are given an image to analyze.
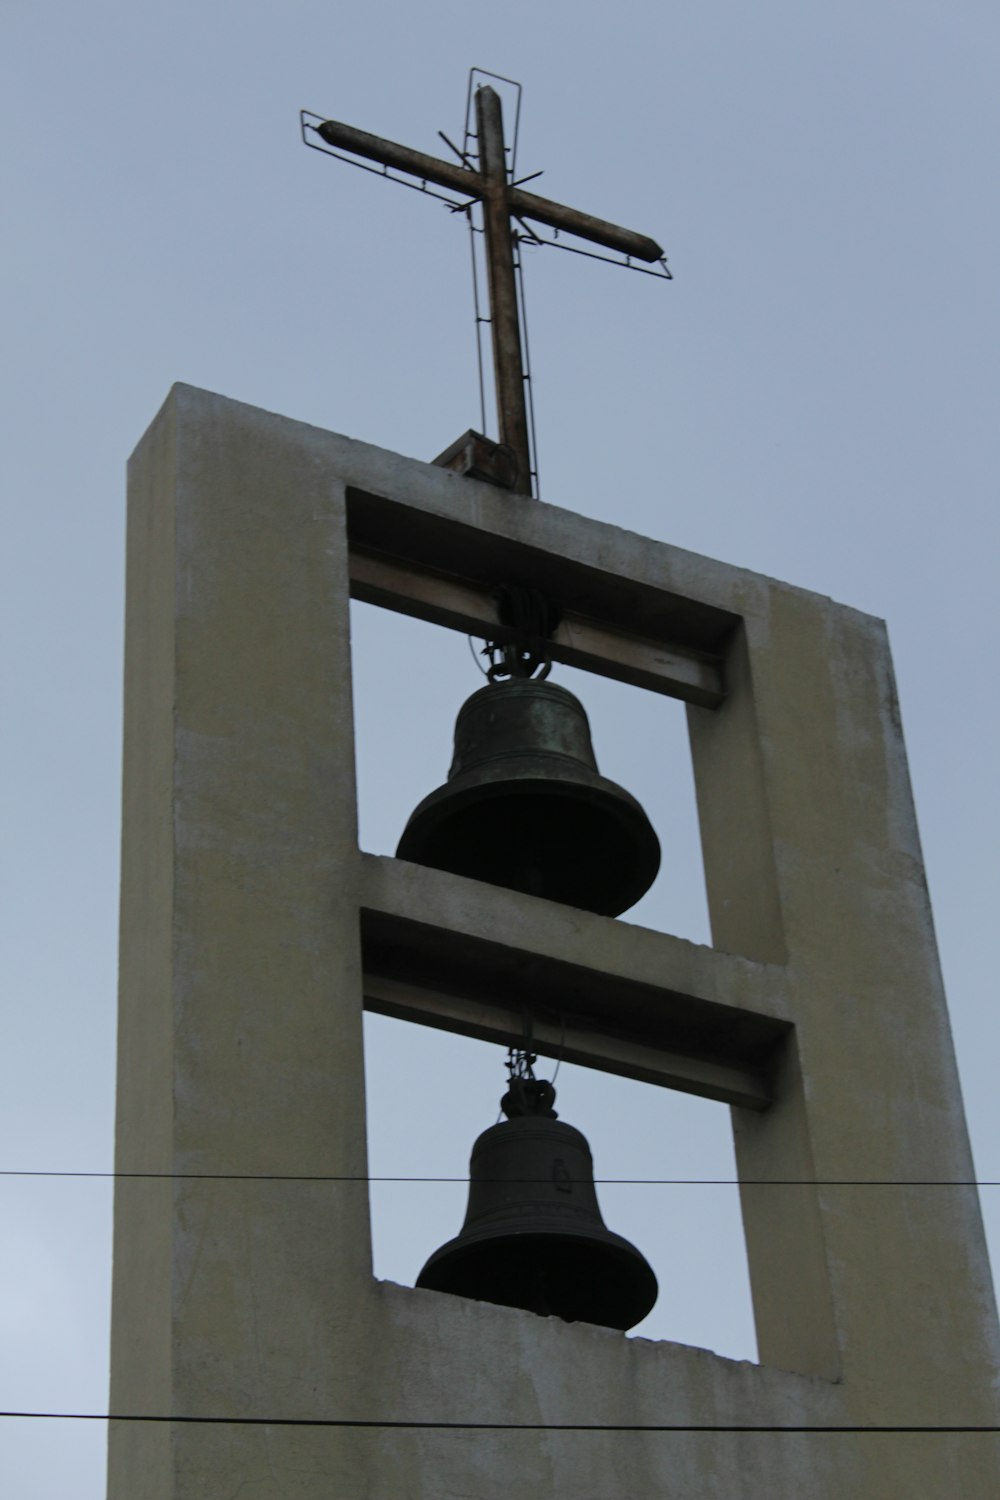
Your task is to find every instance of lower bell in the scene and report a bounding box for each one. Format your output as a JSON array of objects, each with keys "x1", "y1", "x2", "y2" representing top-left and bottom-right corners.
[
  {"x1": 396, "y1": 678, "x2": 660, "y2": 916},
  {"x1": 415, "y1": 1081, "x2": 657, "y2": 1331}
]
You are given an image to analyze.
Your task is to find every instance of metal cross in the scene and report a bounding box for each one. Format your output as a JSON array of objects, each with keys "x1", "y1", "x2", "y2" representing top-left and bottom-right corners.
[{"x1": 308, "y1": 84, "x2": 665, "y2": 496}]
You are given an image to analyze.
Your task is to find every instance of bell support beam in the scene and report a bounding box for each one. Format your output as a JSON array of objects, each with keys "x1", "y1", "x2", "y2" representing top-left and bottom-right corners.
[
  {"x1": 345, "y1": 481, "x2": 738, "y2": 709},
  {"x1": 349, "y1": 548, "x2": 723, "y2": 707},
  {"x1": 363, "y1": 971, "x2": 772, "y2": 1111},
  {"x1": 358, "y1": 853, "x2": 790, "y2": 1110}
]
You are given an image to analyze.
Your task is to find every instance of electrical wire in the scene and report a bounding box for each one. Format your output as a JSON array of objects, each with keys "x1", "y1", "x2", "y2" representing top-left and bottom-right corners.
[
  {"x1": 0, "y1": 1170, "x2": 997, "y2": 1186},
  {"x1": 0, "y1": 1411, "x2": 998, "y2": 1433}
]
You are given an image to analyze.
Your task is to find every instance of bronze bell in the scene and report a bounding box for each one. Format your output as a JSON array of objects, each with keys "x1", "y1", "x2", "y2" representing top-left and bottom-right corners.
[
  {"x1": 396, "y1": 678, "x2": 660, "y2": 916},
  {"x1": 416, "y1": 1076, "x2": 658, "y2": 1331}
]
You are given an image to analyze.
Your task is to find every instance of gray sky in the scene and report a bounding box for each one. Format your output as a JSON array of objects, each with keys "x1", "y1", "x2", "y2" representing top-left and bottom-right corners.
[{"x1": 2, "y1": 2, "x2": 998, "y2": 1494}]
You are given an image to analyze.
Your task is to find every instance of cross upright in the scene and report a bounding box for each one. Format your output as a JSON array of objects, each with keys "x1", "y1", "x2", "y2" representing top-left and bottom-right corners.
[{"x1": 311, "y1": 84, "x2": 665, "y2": 495}]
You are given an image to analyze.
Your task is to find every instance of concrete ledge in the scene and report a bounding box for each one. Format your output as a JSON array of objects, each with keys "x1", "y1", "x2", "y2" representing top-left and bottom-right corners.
[{"x1": 359, "y1": 853, "x2": 790, "y2": 1108}]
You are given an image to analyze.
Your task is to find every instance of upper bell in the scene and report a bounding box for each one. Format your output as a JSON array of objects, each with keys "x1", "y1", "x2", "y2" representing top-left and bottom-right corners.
[
  {"x1": 415, "y1": 1077, "x2": 658, "y2": 1331},
  {"x1": 396, "y1": 678, "x2": 660, "y2": 916}
]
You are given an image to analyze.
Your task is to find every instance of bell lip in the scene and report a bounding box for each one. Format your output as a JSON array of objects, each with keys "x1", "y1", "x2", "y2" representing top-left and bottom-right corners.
[
  {"x1": 415, "y1": 1227, "x2": 659, "y2": 1332},
  {"x1": 395, "y1": 765, "x2": 661, "y2": 917}
]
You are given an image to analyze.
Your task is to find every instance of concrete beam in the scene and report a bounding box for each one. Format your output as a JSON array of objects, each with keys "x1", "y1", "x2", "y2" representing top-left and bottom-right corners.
[
  {"x1": 359, "y1": 854, "x2": 787, "y2": 1109},
  {"x1": 349, "y1": 549, "x2": 724, "y2": 707}
]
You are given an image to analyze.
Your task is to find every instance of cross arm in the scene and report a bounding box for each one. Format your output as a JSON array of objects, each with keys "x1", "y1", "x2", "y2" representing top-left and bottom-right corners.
[
  {"x1": 508, "y1": 186, "x2": 663, "y2": 263},
  {"x1": 315, "y1": 116, "x2": 663, "y2": 263},
  {"x1": 315, "y1": 117, "x2": 484, "y2": 199}
]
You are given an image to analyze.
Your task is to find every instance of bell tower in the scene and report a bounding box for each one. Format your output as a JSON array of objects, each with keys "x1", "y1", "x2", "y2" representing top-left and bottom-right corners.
[
  {"x1": 109, "y1": 382, "x2": 1000, "y2": 1497},
  {"x1": 108, "y1": 75, "x2": 999, "y2": 1500}
]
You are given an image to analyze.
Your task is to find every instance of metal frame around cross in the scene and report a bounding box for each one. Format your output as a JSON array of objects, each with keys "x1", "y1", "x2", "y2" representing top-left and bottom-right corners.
[{"x1": 303, "y1": 79, "x2": 667, "y2": 496}]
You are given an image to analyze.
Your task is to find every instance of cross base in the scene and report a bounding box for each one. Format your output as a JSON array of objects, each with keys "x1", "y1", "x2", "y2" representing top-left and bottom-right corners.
[{"x1": 432, "y1": 429, "x2": 520, "y2": 490}]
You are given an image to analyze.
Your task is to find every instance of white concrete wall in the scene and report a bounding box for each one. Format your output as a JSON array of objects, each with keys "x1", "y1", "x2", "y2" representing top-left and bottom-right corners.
[{"x1": 109, "y1": 385, "x2": 1000, "y2": 1497}]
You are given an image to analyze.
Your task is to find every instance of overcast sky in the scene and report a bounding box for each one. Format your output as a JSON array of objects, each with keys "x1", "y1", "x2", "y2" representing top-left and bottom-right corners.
[{"x1": 2, "y1": 3, "x2": 999, "y2": 1494}]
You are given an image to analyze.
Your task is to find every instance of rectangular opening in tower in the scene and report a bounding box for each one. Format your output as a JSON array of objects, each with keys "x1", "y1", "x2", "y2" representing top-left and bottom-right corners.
[
  {"x1": 351, "y1": 598, "x2": 757, "y2": 1359},
  {"x1": 363, "y1": 1012, "x2": 758, "y2": 1359},
  {"x1": 349, "y1": 599, "x2": 711, "y2": 944}
]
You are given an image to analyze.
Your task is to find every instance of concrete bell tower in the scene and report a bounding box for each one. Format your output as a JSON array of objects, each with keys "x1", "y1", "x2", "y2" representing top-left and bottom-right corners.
[{"x1": 108, "y1": 382, "x2": 1000, "y2": 1498}]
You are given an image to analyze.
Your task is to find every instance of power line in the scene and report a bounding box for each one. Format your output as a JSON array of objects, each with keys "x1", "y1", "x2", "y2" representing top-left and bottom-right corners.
[
  {"x1": 0, "y1": 1170, "x2": 997, "y2": 1187},
  {"x1": 1, "y1": 1411, "x2": 998, "y2": 1433}
]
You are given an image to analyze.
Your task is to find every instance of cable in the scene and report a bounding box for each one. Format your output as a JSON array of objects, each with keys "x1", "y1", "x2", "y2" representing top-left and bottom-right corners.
[
  {"x1": 0, "y1": 1170, "x2": 997, "y2": 1186},
  {"x1": 1, "y1": 1411, "x2": 998, "y2": 1433}
]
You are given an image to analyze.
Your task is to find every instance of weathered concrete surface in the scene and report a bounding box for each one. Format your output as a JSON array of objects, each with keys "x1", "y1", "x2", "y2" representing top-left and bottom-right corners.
[{"x1": 110, "y1": 385, "x2": 1000, "y2": 1498}]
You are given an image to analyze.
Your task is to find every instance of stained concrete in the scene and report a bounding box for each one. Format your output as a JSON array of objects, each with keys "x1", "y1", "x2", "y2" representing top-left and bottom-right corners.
[{"x1": 109, "y1": 385, "x2": 1000, "y2": 1497}]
